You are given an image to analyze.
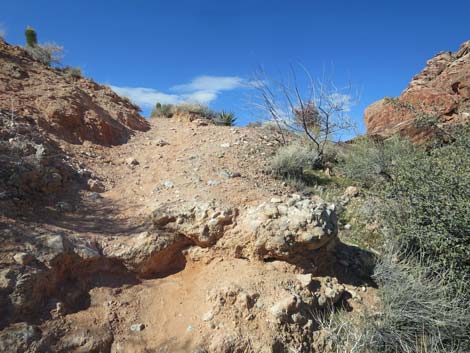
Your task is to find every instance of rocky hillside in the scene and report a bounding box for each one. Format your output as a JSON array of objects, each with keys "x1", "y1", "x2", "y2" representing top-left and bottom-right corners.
[
  {"x1": 364, "y1": 41, "x2": 470, "y2": 141},
  {"x1": 0, "y1": 40, "x2": 149, "y2": 146},
  {"x1": 0, "y1": 37, "x2": 378, "y2": 353},
  {"x1": 0, "y1": 112, "x2": 375, "y2": 352}
]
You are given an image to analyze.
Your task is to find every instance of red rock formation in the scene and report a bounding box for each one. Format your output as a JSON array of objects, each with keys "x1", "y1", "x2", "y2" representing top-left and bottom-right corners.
[
  {"x1": 0, "y1": 40, "x2": 149, "y2": 145},
  {"x1": 364, "y1": 41, "x2": 470, "y2": 141}
]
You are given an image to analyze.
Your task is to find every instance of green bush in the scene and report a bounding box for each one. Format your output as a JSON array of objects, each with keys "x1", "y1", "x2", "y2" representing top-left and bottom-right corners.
[
  {"x1": 25, "y1": 26, "x2": 37, "y2": 47},
  {"x1": 339, "y1": 135, "x2": 415, "y2": 187},
  {"x1": 382, "y1": 128, "x2": 470, "y2": 286},
  {"x1": 270, "y1": 141, "x2": 318, "y2": 180},
  {"x1": 317, "y1": 250, "x2": 470, "y2": 353},
  {"x1": 64, "y1": 66, "x2": 82, "y2": 79}
]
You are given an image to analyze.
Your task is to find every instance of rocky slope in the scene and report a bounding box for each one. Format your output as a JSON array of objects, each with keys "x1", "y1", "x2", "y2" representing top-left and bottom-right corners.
[
  {"x1": 0, "y1": 40, "x2": 149, "y2": 146},
  {"x1": 364, "y1": 40, "x2": 470, "y2": 141},
  {"x1": 0, "y1": 115, "x2": 376, "y2": 353},
  {"x1": 0, "y1": 39, "x2": 376, "y2": 353}
]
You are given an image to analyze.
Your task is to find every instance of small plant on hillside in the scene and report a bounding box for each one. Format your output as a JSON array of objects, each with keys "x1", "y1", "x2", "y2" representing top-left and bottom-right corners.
[
  {"x1": 25, "y1": 26, "x2": 38, "y2": 47},
  {"x1": 316, "y1": 248, "x2": 470, "y2": 353},
  {"x1": 270, "y1": 141, "x2": 318, "y2": 180},
  {"x1": 24, "y1": 27, "x2": 63, "y2": 66},
  {"x1": 177, "y1": 103, "x2": 217, "y2": 120},
  {"x1": 246, "y1": 121, "x2": 263, "y2": 128},
  {"x1": 151, "y1": 103, "x2": 175, "y2": 118},
  {"x1": 216, "y1": 110, "x2": 237, "y2": 126},
  {"x1": 339, "y1": 135, "x2": 414, "y2": 187},
  {"x1": 64, "y1": 66, "x2": 82, "y2": 79}
]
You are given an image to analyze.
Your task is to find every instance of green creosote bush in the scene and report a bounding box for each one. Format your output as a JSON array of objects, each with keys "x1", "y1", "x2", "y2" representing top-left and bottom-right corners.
[
  {"x1": 381, "y1": 127, "x2": 470, "y2": 288},
  {"x1": 338, "y1": 135, "x2": 415, "y2": 187}
]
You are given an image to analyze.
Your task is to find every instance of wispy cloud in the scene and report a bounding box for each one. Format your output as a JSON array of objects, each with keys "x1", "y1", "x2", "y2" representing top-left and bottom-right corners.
[
  {"x1": 110, "y1": 75, "x2": 247, "y2": 108},
  {"x1": 328, "y1": 93, "x2": 354, "y2": 112},
  {"x1": 171, "y1": 75, "x2": 245, "y2": 92},
  {"x1": 109, "y1": 86, "x2": 180, "y2": 107}
]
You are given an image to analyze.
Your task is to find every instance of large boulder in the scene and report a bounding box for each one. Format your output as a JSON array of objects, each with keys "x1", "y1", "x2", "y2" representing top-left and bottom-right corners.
[
  {"x1": 242, "y1": 194, "x2": 338, "y2": 261},
  {"x1": 103, "y1": 201, "x2": 238, "y2": 277},
  {"x1": 364, "y1": 41, "x2": 470, "y2": 142}
]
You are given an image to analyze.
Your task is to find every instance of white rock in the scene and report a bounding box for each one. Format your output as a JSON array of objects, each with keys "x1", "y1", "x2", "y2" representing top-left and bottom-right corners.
[{"x1": 130, "y1": 323, "x2": 145, "y2": 332}]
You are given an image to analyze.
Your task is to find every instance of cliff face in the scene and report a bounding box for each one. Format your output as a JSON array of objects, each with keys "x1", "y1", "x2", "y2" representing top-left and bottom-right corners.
[
  {"x1": 0, "y1": 40, "x2": 149, "y2": 145},
  {"x1": 364, "y1": 41, "x2": 470, "y2": 141}
]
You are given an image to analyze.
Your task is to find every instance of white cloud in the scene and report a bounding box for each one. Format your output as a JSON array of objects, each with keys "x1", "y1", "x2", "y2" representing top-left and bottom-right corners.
[
  {"x1": 110, "y1": 75, "x2": 248, "y2": 109},
  {"x1": 182, "y1": 91, "x2": 218, "y2": 105},
  {"x1": 109, "y1": 86, "x2": 181, "y2": 107},
  {"x1": 328, "y1": 93, "x2": 353, "y2": 112},
  {"x1": 172, "y1": 75, "x2": 245, "y2": 92}
]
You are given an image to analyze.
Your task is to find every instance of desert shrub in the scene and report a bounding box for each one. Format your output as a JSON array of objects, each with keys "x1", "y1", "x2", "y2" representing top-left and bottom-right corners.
[
  {"x1": 216, "y1": 110, "x2": 237, "y2": 126},
  {"x1": 24, "y1": 27, "x2": 63, "y2": 66},
  {"x1": 339, "y1": 135, "x2": 415, "y2": 187},
  {"x1": 381, "y1": 127, "x2": 470, "y2": 287},
  {"x1": 151, "y1": 103, "x2": 218, "y2": 120},
  {"x1": 25, "y1": 42, "x2": 63, "y2": 66},
  {"x1": 270, "y1": 141, "x2": 318, "y2": 180},
  {"x1": 317, "y1": 250, "x2": 469, "y2": 353},
  {"x1": 64, "y1": 66, "x2": 82, "y2": 79},
  {"x1": 151, "y1": 103, "x2": 174, "y2": 118},
  {"x1": 372, "y1": 250, "x2": 469, "y2": 352},
  {"x1": 176, "y1": 103, "x2": 217, "y2": 119},
  {"x1": 246, "y1": 121, "x2": 263, "y2": 128}
]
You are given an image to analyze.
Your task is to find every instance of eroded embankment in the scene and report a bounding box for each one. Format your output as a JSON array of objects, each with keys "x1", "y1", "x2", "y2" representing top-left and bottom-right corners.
[{"x1": 1, "y1": 193, "x2": 376, "y2": 353}]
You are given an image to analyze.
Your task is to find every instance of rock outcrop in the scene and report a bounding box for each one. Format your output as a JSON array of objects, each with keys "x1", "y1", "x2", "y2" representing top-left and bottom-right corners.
[
  {"x1": 0, "y1": 109, "x2": 76, "y2": 201},
  {"x1": 0, "y1": 41, "x2": 149, "y2": 145},
  {"x1": 244, "y1": 195, "x2": 338, "y2": 261},
  {"x1": 364, "y1": 41, "x2": 470, "y2": 141}
]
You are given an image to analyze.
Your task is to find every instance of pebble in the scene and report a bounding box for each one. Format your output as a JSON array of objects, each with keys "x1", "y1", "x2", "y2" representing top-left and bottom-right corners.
[
  {"x1": 163, "y1": 180, "x2": 174, "y2": 189},
  {"x1": 130, "y1": 323, "x2": 145, "y2": 332}
]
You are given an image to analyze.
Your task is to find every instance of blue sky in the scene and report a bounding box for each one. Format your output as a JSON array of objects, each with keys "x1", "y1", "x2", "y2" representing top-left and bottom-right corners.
[{"x1": 1, "y1": 0, "x2": 469, "y2": 136}]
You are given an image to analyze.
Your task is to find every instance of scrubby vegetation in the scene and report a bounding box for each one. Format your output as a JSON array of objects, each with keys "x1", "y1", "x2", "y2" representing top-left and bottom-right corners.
[
  {"x1": 150, "y1": 102, "x2": 238, "y2": 126},
  {"x1": 270, "y1": 141, "x2": 318, "y2": 180},
  {"x1": 382, "y1": 128, "x2": 470, "y2": 287},
  {"x1": 24, "y1": 26, "x2": 63, "y2": 66},
  {"x1": 318, "y1": 250, "x2": 469, "y2": 353},
  {"x1": 319, "y1": 126, "x2": 470, "y2": 352},
  {"x1": 339, "y1": 135, "x2": 415, "y2": 187},
  {"x1": 63, "y1": 66, "x2": 83, "y2": 80}
]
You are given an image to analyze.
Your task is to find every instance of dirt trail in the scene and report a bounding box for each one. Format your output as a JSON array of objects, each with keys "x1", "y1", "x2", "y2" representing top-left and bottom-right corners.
[{"x1": 1, "y1": 116, "x2": 376, "y2": 353}]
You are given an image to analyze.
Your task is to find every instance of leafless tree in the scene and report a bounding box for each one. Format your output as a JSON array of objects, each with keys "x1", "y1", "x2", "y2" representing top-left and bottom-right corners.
[{"x1": 251, "y1": 65, "x2": 357, "y2": 164}]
